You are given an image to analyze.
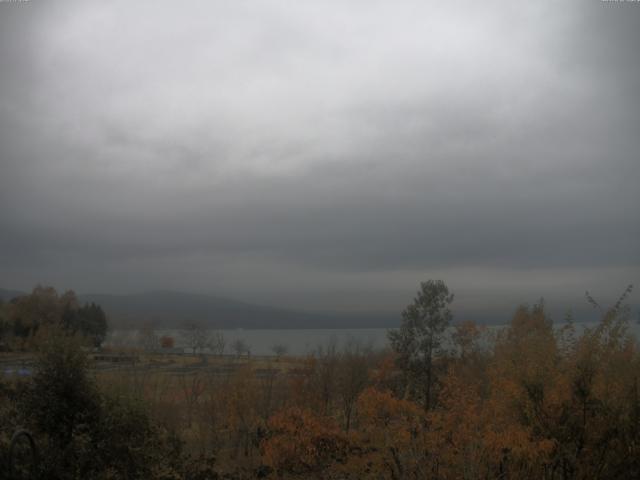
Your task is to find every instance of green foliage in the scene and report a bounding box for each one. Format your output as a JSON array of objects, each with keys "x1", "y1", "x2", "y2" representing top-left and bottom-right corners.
[
  {"x1": 88, "y1": 395, "x2": 184, "y2": 480},
  {"x1": 0, "y1": 378, "x2": 22, "y2": 480},
  {"x1": 388, "y1": 279, "x2": 453, "y2": 410},
  {"x1": 0, "y1": 300, "x2": 9, "y2": 344},
  {"x1": 5, "y1": 286, "x2": 108, "y2": 347},
  {"x1": 22, "y1": 333, "x2": 100, "y2": 449},
  {"x1": 12, "y1": 332, "x2": 183, "y2": 480},
  {"x1": 62, "y1": 302, "x2": 108, "y2": 347}
]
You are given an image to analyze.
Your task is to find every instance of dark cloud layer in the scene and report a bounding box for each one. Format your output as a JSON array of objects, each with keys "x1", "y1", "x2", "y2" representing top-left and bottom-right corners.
[{"x1": 1, "y1": 0, "x2": 638, "y2": 316}]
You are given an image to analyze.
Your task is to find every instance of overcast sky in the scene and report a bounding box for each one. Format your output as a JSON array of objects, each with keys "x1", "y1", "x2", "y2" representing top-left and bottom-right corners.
[{"x1": 0, "y1": 0, "x2": 638, "y2": 318}]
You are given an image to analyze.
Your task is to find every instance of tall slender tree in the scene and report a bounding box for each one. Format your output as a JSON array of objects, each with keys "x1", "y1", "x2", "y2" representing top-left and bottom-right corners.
[{"x1": 388, "y1": 280, "x2": 454, "y2": 411}]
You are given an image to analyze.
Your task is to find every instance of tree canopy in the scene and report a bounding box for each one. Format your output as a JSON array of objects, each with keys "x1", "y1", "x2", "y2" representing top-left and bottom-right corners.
[
  {"x1": 388, "y1": 279, "x2": 454, "y2": 410},
  {"x1": 1, "y1": 286, "x2": 108, "y2": 348}
]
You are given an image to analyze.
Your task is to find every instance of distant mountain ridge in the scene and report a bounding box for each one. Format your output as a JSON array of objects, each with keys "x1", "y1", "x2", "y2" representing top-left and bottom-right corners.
[
  {"x1": 0, "y1": 287, "x2": 395, "y2": 328},
  {"x1": 80, "y1": 290, "x2": 402, "y2": 329},
  {"x1": 0, "y1": 288, "x2": 25, "y2": 302},
  {"x1": 81, "y1": 290, "x2": 307, "y2": 329},
  {"x1": 4, "y1": 287, "x2": 625, "y2": 329}
]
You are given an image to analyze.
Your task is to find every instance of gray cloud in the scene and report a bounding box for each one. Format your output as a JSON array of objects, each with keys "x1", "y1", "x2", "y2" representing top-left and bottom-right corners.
[{"x1": 1, "y1": 0, "x2": 638, "y2": 317}]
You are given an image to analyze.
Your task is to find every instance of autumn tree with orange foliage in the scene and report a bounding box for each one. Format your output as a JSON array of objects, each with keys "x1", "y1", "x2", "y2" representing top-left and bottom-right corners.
[
  {"x1": 259, "y1": 286, "x2": 638, "y2": 480},
  {"x1": 261, "y1": 407, "x2": 348, "y2": 477},
  {"x1": 351, "y1": 387, "x2": 427, "y2": 479}
]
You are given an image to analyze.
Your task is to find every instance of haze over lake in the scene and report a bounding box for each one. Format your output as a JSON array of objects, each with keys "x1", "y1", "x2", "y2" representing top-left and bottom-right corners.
[{"x1": 107, "y1": 321, "x2": 640, "y2": 357}]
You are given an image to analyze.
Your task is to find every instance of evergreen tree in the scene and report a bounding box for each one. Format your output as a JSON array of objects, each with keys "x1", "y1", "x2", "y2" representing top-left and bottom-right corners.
[{"x1": 388, "y1": 280, "x2": 454, "y2": 411}]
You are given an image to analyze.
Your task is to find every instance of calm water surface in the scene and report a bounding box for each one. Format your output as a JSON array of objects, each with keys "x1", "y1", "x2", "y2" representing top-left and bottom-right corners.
[{"x1": 106, "y1": 322, "x2": 640, "y2": 356}]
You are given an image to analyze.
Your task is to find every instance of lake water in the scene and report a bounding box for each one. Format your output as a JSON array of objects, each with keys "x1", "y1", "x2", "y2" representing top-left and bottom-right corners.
[
  {"x1": 107, "y1": 328, "x2": 391, "y2": 356},
  {"x1": 106, "y1": 321, "x2": 640, "y2": 356}
]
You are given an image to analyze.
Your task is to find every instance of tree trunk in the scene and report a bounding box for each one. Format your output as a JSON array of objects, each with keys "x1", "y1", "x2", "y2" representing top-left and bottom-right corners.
[{"x1": 424, "y1": 345, "x2": 433, "y2": 412}]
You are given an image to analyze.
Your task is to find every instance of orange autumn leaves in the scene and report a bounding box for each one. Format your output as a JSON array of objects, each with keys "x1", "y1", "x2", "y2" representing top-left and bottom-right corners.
[
  {"x1": 262, "y1": 407, "x2": 348, "y2": 475},
  {"x1": 261, "y1": 303, "x2": 640, "y2": 479}
]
